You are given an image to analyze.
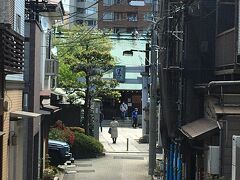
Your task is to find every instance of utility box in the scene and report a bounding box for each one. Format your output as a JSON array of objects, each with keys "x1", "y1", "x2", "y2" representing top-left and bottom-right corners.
[
  {"x1": 232, "y1": 136, "x2": 240, "y2": 180},
  {"x1": 207, "y1": 146, "x2": 220, "y2": 175}
]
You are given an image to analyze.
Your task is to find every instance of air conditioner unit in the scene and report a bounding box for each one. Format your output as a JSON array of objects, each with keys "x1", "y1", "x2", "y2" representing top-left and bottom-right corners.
[
  {"x1": 232, "y1": 135, "x2": 240, "y2": 180},
  {"x1": 207, "y1": 146, "x2": 220, "y2": 175},
  {"x1": 45, "y1": 59, "x2": 59, "y2": 76}
]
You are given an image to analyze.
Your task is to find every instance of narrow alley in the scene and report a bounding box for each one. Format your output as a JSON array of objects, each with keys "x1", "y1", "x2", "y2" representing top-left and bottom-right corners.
[{"x1": 61, "y1": 127, "x2": 154, "y2": 180}]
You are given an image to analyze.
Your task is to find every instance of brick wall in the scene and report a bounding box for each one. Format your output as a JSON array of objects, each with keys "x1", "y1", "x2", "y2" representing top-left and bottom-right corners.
[{"x1": 2, "y1": 90, "x2": 22, "y2": 180}]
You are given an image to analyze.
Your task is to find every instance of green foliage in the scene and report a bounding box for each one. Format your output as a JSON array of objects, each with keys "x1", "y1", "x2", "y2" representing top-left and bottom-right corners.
[
  {"x1": 54, "y1": 24, "x2": 121, "y2": 134},
  {"x1": 71, "y1": 132, "x2": 104, "y2": 158},
  {"x1": 48, "y1": 121, "x2": 103, "y2": 158},
  {"x1": 54, "y1": 24, "x2": 120, "y2": 98}
]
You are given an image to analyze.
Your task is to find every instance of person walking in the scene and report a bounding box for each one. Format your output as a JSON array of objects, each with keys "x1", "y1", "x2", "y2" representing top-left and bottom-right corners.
[
  {"x1": 110, "y1": 117, "x2": 119, "y2": 143},
  {"x1": 120, "y1": 101, "x2": 128, "y2": 120},
  {"x1": 100, "y1": 111, "x2": 104, "y2": 132},
  {"x1": 131, "y1": 108, "x2": 138, "y2": 128}
]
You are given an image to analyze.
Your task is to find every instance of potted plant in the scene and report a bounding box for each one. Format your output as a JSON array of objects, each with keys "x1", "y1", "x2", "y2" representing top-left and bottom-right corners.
[{"x1": 43, "y1": 168, "x2": 56, "y2": 180}]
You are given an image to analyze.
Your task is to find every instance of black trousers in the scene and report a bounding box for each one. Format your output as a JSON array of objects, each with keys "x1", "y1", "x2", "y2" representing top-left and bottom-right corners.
[
  {"x1": 112, "y1": 138, "x2": 117, "y2": 143},
  {"x1": 132, "y1": 118, "x2": 138, "y2": 128}
]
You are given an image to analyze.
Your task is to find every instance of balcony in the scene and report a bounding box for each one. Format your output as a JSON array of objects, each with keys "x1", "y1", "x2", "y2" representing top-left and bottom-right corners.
[{"x1": 0, "y1": 24, "x2": 24, "y2": 74}]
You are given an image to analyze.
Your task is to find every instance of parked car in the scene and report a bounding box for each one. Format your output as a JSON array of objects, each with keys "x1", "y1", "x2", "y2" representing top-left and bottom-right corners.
[{"x1": 48, "y1": 139, "x2": 74, "y2": 166}]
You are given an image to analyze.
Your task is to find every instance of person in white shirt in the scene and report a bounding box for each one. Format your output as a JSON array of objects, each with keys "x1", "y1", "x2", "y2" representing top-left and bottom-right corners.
[{"x1": 120, "y1": 102, "x2": 128, "y2": 120}]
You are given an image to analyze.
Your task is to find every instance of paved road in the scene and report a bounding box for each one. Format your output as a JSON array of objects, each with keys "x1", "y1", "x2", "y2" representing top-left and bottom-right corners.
[
  {"x1": 64, "y1": 153, "x2": 151, "y2": 180},
  {"x1": 62, "y1": 127, "x2": 152, "y2": 180}
]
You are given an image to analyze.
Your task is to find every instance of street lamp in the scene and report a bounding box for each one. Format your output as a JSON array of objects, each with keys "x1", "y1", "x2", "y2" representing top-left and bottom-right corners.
[{"x1": 128, "y1": 0, "x2": 158, "y2": 176}]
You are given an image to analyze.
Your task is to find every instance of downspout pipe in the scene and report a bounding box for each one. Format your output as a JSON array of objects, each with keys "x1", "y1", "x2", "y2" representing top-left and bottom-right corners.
[{"x1": 217, "y1": 120, "x2": 223, "y2": 176}]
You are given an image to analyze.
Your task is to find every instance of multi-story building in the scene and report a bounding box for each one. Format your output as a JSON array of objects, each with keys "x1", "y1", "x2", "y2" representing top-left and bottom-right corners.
[
  {"x1": 69, "y1": 0, "x2": 98, "y2": 28},
  {"x1": 157, "y1": 0, "x2": 240, "y2": 179},
  {"x1": 98, "y1": 0, "x2": 152, "y2": 33},
  {"x1": 0, "y1": 0, "x2": 25, "y2": 179}
]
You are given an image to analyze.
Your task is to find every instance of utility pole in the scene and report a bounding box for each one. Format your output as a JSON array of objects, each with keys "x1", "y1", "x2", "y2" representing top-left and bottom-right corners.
[
  {"x1": 149, "y1": 0, "x2": 158, "y2": 175},
  {"x1": 141, "y1": 43, "x2": 150, "y2": 138}
]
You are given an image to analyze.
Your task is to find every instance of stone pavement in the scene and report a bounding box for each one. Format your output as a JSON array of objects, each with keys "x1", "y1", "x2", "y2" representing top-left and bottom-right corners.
[
  {"x1": 64, "y1": 153, "x2": 151, "y2": 180},
  {"x1": 99, "y1": 127, "x2": 149, "y2": 153},
  {"x1": 61, "y1": 127, "x2": 152, "y2": 180}
]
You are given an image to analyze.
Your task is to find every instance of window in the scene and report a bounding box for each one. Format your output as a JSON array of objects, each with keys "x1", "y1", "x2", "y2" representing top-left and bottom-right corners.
[
  {"x1": 86, "y1": 7, "x2": 96, "y2": 15},
  {"x1": 144, "y1": 0, "x2": 152, "y2": 3},
  {"x1": 144, "y1": 12, "x2": 152, "y2": 21},
  {"x1": 77, "y1": 8, "x2": 85, "y2": 14},
  {"x1": 114, "y1": 0, "x2": 121, "y2": 4},
  {"x1": 88, "y1": 20, "x2": 96, "y2": 26},
  {"x1": 103, "y1": 12, "x2": 113, "y2": 21},
  {"x1": 103, "y1": 0, "x2": 114, "y2": 6},
  {"x1": 16, "y1": 14, "x2": 21, "y2": 34},
  {"x1": 127, "y1": 12, "x2": 137, "y2": 21},
  {"x1": 114, "y1": 12, "x2": 124, "y2": 21}
]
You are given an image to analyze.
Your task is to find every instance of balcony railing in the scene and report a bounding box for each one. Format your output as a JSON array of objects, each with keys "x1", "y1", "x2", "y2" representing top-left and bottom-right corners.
[{"x1": 0, "y1": 24, "x2": 24, "y2": 74}]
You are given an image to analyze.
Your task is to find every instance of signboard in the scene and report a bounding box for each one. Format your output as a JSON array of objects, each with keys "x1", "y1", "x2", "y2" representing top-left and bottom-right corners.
[{"x1": 113, "y1": 66, "x2": 126, "y2": 82}]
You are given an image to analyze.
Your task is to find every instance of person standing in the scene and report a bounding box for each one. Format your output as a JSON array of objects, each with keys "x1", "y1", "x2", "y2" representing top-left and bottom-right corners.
[
  {"x1": 110, "y1": 117, "x2": 119, "y2": 143},
  {"x1": 100, "y1": 111, "x2": 104, "y2": 132},
  {"x1": 131, "y1": 108, "x2": 138, "y2": 128},
  {"x1": 120, "y1": 101, "x2": 128, "y2": 120}
]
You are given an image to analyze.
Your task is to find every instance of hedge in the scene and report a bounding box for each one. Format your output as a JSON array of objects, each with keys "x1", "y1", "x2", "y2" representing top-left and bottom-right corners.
[{"x1": 71, "y1": 132, "x2": 104, "y2": 158}]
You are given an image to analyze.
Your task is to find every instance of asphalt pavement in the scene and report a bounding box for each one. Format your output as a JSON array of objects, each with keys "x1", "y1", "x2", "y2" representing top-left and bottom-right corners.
[{"x1": 61, "y1": 127, "x2": 152, "y2": 180}]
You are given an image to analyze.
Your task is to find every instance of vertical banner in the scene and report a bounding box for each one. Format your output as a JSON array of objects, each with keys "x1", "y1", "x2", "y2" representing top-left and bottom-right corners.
[{"x1": 113, "y1": 65, "x2": 126, "y2": 82}]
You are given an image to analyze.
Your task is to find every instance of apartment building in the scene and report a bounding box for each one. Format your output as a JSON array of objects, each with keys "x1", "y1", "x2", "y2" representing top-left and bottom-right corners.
[
  {"x1": 98, "y1": 0, "x2": 152, "y2": 33},
  {"x1": 69, "y1": 0, "x2": 98, "y2": 27}
]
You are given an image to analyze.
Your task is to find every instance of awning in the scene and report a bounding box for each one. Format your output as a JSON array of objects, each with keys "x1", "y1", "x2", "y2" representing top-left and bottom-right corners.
[
  {"x1": 42, "y1": 105, "x2": 61, "y2": 113},
  {"x1": 179, "y1": 118, "x2": 219, "y2": 139},
  {"x1": 213, "y1": 104, "x2": 240, "y2": 115},
  {"x1": 10, "y1": 111, "x2": 41, "y2": 121}
]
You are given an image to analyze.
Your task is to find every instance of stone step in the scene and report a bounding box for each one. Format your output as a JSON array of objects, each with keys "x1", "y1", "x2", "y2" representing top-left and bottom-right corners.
[{"x1": 101, "y1": 120, "x2": 133, "y2": 127}]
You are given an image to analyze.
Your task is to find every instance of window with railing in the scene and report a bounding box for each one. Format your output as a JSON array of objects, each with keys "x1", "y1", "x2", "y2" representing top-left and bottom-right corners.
[
  {"x1": 144, "y1": 12, "x2": 152, "y2": 21},
  {"x1": 114, "y1": 12, "x2": 124, "y2": 21},
  {"x1": 77, "y1": 8, "x2": 85, "y2": 14},
  {"x1": 86, "y1": 7, "x2": 97, "y2": 15},
  {"x1": 88, "y1": 20, "x2": 97, "y2": 26},
  {"x1": 103, "y1": 0, "x2": 114, "y2": 6},
  {"x1": 103, "y1": 12, "x2": 113, "y2": 21},
  {"x1": 127, "y1": 12, "x2": 137, "y2": 21}
]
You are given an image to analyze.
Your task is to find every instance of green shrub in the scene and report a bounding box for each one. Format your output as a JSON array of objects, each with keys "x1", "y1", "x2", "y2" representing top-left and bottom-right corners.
[{"x1": 71, "y1": 132, "x2": 104, "y2": 158}]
